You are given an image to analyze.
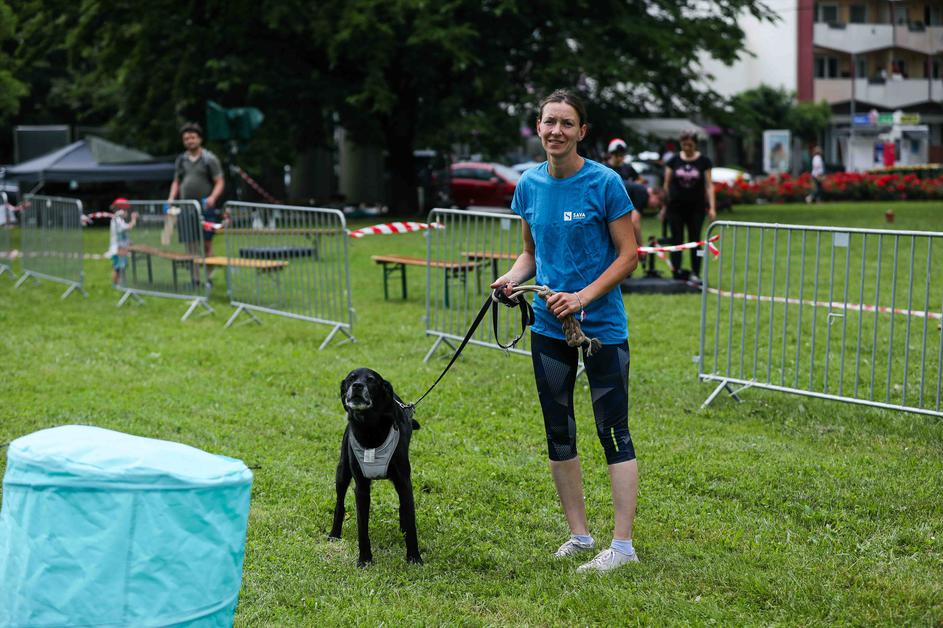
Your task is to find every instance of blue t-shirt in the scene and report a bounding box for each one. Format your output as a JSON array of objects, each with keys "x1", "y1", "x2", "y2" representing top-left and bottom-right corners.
[{"x1": 511, "y1": 159, "x2": 634, "y2": 344}]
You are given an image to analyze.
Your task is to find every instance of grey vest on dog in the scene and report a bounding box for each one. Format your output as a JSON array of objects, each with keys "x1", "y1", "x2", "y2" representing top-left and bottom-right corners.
[{"x1": 349, "y1": 427, "x2": 400, "y2": 479}]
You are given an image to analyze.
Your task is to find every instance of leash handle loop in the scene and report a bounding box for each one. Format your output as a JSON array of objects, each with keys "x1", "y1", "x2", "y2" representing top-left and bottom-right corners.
[{"x1": 410, "y1": 289, "x2": 531, "y2": 408}]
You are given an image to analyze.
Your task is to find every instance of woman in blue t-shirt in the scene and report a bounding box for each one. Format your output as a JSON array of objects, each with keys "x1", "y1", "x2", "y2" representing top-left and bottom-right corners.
[{"x1": 491, "y1": 89, "x2": 641, "y2": 573}]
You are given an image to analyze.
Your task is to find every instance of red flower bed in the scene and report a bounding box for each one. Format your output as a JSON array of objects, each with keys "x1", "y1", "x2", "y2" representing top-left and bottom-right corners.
[{"x1": 714, "y1": 171, "x2": 943, "y2": 205}]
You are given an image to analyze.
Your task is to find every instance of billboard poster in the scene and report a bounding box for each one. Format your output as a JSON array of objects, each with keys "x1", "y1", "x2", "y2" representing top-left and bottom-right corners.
[{"x1": 763, "y1": 129, "x2": 791, "y2": 174}]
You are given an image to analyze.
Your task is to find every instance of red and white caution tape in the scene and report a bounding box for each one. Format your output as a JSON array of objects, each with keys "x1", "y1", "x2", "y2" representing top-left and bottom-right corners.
[
  {"x1": 638, "y1": 234, "x2": 720, "y2": 257},
  {"x1": 81, "y1": 212, "x2": 114, "y2": 225},
  {"x1": 349, "y1": 221, "x2": 444, "y2": 238},
  {"x1": 233, "y1": 166, "x2": 280, "y2": 204},
  {"x1": 707, "y1": 288, "x2": 943, "y2": 321},
  {"x1": 203, "y1": 221, "x2": 225, "y2": 231}
]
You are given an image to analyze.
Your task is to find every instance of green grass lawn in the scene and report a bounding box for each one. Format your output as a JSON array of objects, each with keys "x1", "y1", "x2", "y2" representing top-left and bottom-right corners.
[{"x1": 1, "y1": 201, "x2": 942, "y2": 625}]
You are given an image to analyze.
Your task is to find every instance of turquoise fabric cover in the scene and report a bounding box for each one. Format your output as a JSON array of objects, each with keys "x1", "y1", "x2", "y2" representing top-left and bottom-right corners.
[{"x1": 0, "y1": 425, "x2": 253, "y2": 627}]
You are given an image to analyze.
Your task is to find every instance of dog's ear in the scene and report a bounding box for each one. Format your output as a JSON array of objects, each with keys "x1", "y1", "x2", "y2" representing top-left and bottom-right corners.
[{"x1": 382, "y1": 378, "x2": 395, "y2": 403}]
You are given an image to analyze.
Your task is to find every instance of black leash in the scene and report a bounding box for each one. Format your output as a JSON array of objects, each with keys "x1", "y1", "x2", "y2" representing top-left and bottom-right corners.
[{"x1": 407, "y1": 289, "x2": 533, "y2": 409}]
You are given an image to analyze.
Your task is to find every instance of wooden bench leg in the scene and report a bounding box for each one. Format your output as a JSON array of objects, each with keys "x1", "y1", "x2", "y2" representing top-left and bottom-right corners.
[
  {"x1": 443, "y1": 268, "x2": 449, "y2": 308},
  {"x1": 380, "y1": 263, "x2": 408, "y2": 300},
  {"x1": 130, "y1": 251, "x2": 139, "y2": 284}
]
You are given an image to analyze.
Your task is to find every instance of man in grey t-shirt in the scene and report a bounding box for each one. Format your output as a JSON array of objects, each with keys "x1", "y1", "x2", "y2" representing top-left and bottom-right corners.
[{"x1": 167, "y1": 122, "x2": 225, "y2": 253}]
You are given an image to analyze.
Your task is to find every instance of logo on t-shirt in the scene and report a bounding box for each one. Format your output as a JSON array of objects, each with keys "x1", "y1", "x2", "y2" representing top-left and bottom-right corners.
[{"x1": 563, "y1": 211, "x2": 586, "y2": 221}]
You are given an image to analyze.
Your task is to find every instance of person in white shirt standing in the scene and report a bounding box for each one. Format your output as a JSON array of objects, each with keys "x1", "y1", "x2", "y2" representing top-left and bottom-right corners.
[{"x1": 808, "y1": 146, "x2": 825, "y2": 204}]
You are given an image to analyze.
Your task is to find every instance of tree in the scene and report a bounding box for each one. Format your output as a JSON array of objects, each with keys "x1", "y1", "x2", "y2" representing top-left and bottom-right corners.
[
  {"x1": 723, "y1": 85, "x2": 831, "y2": 172},
  {"x1": 6, "y1": 0, "x2": 777, "y2": 211},
  {"x1": 0, "y1": 2, "x2": 28, "y2": 128},
  {"x1": 321, "y1": 0, "x2": 777, "y2": 212}
]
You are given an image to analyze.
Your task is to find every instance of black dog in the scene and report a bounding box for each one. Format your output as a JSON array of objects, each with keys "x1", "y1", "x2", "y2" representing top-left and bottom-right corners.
[{"x1": 329, "y1": 368, "x2": 422, "y2": 566}]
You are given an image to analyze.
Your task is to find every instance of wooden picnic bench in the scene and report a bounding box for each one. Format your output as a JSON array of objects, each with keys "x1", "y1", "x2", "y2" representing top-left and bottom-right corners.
[
  {"x1": 126, "y1": 245, "x2": 289, "y2": 293},
  {"x1": 200, "y1": 256, "x2": 288, "y2": 272},
  {"x1": 462, "y1": 250, "x2": 518, "y2": 286},
  {"x1": 371, "y1": 255, "x2": 478, "y2": 306},
  {"x1": 126, "y1": 244, "x2": 200, "y2": 291}
]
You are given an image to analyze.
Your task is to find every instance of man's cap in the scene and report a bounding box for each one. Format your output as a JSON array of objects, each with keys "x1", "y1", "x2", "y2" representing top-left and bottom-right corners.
[
  {"x1": 111, "y1": 197, "x2": 131, "y2": 210},
  {"x1": 607, "y1": 138, "x2": 628, "y2": 154}
]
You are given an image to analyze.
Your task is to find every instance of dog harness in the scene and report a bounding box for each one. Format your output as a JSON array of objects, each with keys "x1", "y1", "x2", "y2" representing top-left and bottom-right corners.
[{"x1": 349, "y1": 427, "x2": 400, "y2": 479}]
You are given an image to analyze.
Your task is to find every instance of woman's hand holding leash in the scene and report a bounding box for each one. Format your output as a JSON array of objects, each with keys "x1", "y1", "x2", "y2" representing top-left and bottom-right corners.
[{"x1": 546, "y1": 291, "x2": 585, "y2": 321}]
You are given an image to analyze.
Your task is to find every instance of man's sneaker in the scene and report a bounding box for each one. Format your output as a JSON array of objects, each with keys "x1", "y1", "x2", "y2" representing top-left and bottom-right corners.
[
  {"x1": 576, "y1": 547, "x2": 639, "y2": 573},
  {"x1": 553, "y1": 537, "x2": 595, "y2": 558},
  {"x1": 687, "y1": 274, "x2": 702, "y2": 288}
]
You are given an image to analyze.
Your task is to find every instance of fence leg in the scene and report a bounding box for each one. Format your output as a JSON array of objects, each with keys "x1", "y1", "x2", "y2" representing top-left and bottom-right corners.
[
  {"x1": 700, "y1": 379, "x2": 745, "y2": 410},
  {"x1": 319, "y1": 324, "x2": 355, "y2": 350},
  {"x1": 13, "y1": 272, "x2": 31, "y2": 289},
  {"x1": 117, "y1": 290, "x2": 145, "y2": 308},
  {"x1": 423, "y1": 335, "x2": 459, "y2": 363},
  {"x1": 0, "y1": 266, "x2": 15, "y2": 280},
  {"x1": 182, "y1": 298, "x2": 214, "y2": 322},
  {"x1": 224, "y1": 304, "x2": 261, "y2": 329},
  {"x1": 60, "y1": 283, "x2": 86, "y2": 300}
]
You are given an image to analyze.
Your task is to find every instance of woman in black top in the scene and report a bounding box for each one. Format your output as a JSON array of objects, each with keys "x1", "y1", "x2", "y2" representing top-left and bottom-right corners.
[{"x1": 662, "y1": 130, "x2": 716, "y2": 284}]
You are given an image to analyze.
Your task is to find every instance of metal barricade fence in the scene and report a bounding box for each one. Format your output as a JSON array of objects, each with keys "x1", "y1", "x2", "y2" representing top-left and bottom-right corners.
[
  {"x1": 0, "y1": 192, "x2": 14, "y2": 280},
  {"x1": 699, "y1": 221, "x2": 943, "y2": 417},
  {"x1": 424, "y1": 208, "x2": 528, "y2": 362},
  {"x1": 222, "y1": 202, "x2": 354, "y2": 349},
  {"x1": 115, "y1": 200, "x2": 213, "y2": 321},
  {"x1": 14, "y1": 195, "x2": 86, "y2": 299}
]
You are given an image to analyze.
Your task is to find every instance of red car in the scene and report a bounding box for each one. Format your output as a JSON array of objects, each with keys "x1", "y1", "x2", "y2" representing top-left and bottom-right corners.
[{"x1": 449, "y1": 162, "x2": 520, "y2": 209}]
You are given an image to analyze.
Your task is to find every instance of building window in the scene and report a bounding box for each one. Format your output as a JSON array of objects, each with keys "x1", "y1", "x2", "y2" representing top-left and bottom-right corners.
[
  {"x1": 928, "y1": 5, "x2": 943, "y2": 26},
  {"x1": 894, "y1": 5, "x2": 908, "y2": 25},
  {"x1": 850, "y1": 4, "x2": 867, "y2": 23},
  {"x1": 815, "y1": 55, "x2": 840, "y2": 78},
  {"x1": 932, "y1": 59, "x2": 940, "y2": 80},
  {"x1": 816, "y1": 3, "x2": 839, "y2": 23},
  {"x1": 855, "y1": 56, "x2": 867, "y2": 78}
]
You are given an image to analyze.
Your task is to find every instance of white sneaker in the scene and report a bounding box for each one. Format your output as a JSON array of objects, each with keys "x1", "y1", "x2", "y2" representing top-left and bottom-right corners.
[
  {"x1": 553, "y1": 537, "x2": 595, "y2": 558},
  {"x1": 576, "y1": 547, "x2": 639, "y2": 572}
]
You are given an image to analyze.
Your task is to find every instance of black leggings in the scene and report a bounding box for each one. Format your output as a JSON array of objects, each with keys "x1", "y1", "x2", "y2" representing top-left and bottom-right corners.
[
  {"x1": 530, "y1": 332, "x2": 635, "y2": 464},
  {"x1": 667, "y1": 208, "x2": 706, "y2": 276}
]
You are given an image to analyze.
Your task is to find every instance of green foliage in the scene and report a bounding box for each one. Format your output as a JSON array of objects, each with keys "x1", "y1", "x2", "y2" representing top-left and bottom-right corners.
[
  {"x1": 7, "y1": 1, "x2": 777, "y2": 208},
  {"x1": 788, "y1": 100, "x2": 832, "y2": 143},
  {"x1": 1, "y1": 203, "x2": 943, "y2": 623},
  {"x1": 725, "y1": 86, "x2": 831, "y2": 143},
  {"x1": 0, "y1": 1, "x2": 27, "y2": 125}
]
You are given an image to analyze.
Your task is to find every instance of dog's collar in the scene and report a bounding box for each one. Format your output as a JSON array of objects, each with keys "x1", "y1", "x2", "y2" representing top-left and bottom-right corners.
[{"x1": 349, "y1": 425, "x2": 400, "y2": 479}]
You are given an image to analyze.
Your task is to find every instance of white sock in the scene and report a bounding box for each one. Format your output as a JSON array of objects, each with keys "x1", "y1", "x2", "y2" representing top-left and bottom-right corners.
[{"x1": 611, "y1": 538, "x2": 634, "y2": 556}]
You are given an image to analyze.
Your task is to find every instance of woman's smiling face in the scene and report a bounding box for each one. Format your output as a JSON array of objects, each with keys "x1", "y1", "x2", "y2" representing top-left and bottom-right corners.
[{"x1": 537, "y1": 102, "x2": 586, "y2": 159}]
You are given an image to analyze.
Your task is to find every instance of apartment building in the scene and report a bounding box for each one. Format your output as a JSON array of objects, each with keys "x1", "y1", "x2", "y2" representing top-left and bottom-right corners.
[
  {"x1": 701, "y1": 0, "x2": 941, "y2": 170},
  {"x1": 803, "y1": 0, "x2": 943, "y2": 165}
]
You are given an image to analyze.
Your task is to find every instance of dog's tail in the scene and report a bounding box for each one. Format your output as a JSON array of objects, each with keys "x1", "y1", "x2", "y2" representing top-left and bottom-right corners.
[{"x1": 411, "y1": 419, "x2": 421, "y2": 430}]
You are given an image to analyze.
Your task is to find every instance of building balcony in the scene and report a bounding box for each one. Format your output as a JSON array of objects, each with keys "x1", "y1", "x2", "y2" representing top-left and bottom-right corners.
[
  {"x1": 814, "y1": 23, "x2": 891, "y2": 54},
  {"x1": 814, "y1": 23, "x2": 943, "y2": 55},
  {"x1": 893, "y1": 25, "x2": 943, "y2": 55},
  {"x1": 815, "y1": 78, "x2": 943, "y2": 108}
]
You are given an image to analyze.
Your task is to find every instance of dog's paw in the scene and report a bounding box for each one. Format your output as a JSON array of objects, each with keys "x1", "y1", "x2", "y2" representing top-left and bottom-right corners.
[
  {"x1": 406, "y1": 554, "x2": 423, "y2": 565},
  {"x1": 327, "y1": 533, "x2": 342, "y2": 542},
  {"x1": 357, "y1": 556, "x2": 373, "y2": 568}
]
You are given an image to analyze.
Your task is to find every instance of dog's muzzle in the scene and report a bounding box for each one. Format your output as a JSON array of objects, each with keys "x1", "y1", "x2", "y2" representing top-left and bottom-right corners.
[{"x1": 345, "y1": 384, "x2": 372, "y2": 411}]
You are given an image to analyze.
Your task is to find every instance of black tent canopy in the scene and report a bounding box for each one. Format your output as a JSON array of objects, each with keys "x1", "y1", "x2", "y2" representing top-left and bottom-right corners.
[{"x1": 3, "y1": 136, "x2": 174, "y2": 184}]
